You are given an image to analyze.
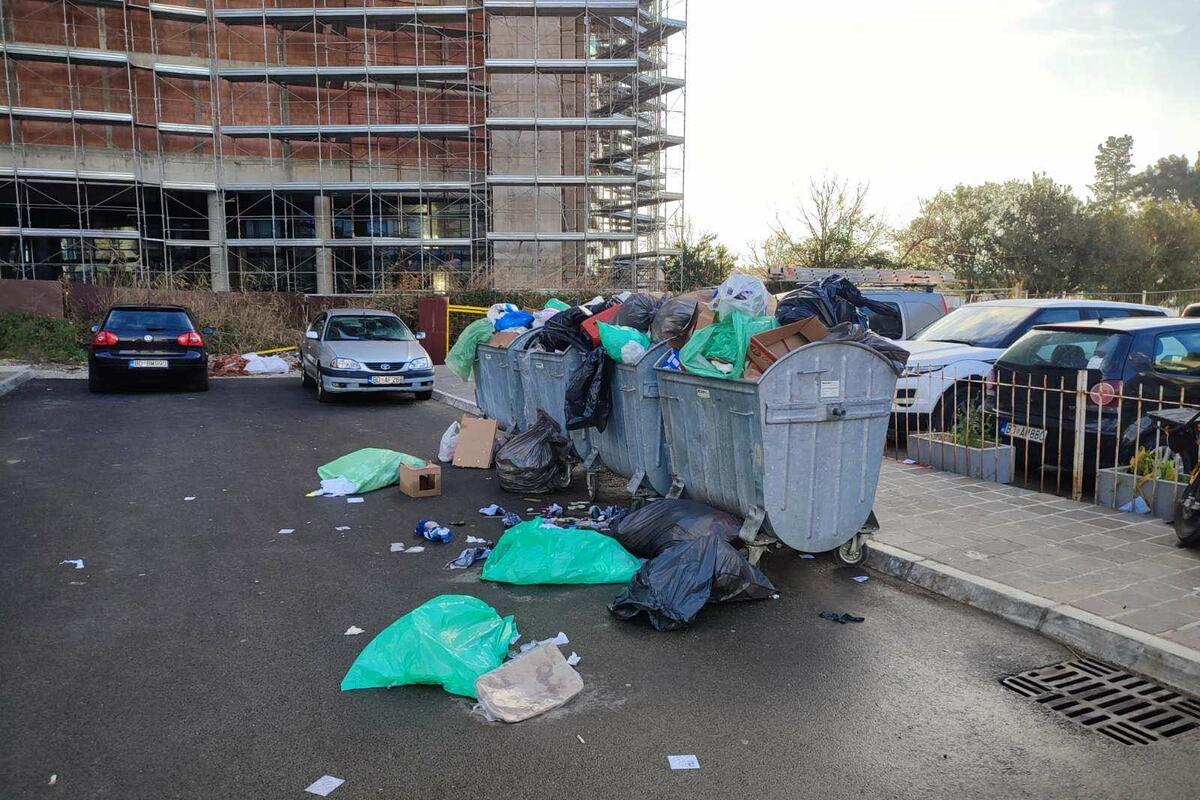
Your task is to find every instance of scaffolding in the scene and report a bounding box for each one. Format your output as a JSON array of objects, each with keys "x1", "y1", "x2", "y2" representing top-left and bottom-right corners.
[{"x1": 0, "y1": 0, "x2": 685, "y2": 292}]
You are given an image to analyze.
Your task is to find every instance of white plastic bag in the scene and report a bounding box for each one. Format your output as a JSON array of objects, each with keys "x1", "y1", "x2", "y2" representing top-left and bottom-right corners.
[
  {"x1": 242, "y1": 353, "x2": 290, "y2": 374},
  {"x1": 487, "y1": 303, "x2": 519, "y2": 324},
  {"x1": 712, "y1": 274, "x2": 768, "y2": 319},
  {"x1": 438, "y1": 421, "x2": 461, "y2": 463},
  {"x1": 473, "y1": 643, "x2": 583, "y2": 723}
]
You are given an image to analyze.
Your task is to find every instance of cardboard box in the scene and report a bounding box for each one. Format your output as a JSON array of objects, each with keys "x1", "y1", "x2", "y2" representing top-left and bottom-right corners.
[
  {"x1": 488, "y1": 330, "x2": 522, "y2": 348},
  {"x1": 747, "y1": 316, "x2": 829, "y2": 374},
  {"x1": 453, "y1": 415, "x2": 499, "y2": 469},
  {"x1": 399, "y1": 462, "x2": 442, "y2": 498}
]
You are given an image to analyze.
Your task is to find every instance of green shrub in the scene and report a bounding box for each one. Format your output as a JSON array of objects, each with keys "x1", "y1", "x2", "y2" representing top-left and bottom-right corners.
[
  {"x1": 0, "y1": 312, "x2": 88, "y2": 363},
  {"x1": 948, "y1": 405, "x2": 995, "y2": 449}
]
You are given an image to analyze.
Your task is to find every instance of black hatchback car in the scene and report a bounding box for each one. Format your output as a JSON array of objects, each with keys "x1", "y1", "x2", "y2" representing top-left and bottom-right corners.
[
  {"x1": 88, "y1": 305, "x2": 210, "y2": 392},
  {"x1": 986, "y1": 317, "x2": 1200, "y2": 471}
]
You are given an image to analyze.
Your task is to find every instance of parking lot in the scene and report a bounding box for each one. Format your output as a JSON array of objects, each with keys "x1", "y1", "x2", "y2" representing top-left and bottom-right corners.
[{"x1": 2, "y1": 378, "x2": 1198, "y2": 799}]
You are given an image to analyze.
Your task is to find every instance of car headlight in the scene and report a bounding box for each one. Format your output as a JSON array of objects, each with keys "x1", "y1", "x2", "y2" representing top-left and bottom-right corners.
[
  {"x1": 331, "y1": 357, "x2": 362, "y2": 370},
  {"x1": 902, "y1": 364, "x2": 943, "y2": 377},
  {"x1": 408, "y1": 357, "x2": 429, "y2": 370}
]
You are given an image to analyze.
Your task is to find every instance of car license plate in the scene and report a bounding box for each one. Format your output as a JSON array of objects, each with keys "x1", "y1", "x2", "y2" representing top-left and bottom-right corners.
[
  {"x1": 129, "y1": 359, "x2": 168, "y2": 368},
  {"x1": 370, "y1": 375, "x2": 404, "y2": 385},
  {"x1": 1001, "y1": 421, "x2": 1047, "y2": 444}
]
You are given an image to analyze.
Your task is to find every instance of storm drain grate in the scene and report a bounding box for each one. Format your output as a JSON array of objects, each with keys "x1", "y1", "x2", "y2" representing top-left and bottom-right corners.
[{"x1": 1001, "y1": 657, "x2": 1200, "y2": 745}]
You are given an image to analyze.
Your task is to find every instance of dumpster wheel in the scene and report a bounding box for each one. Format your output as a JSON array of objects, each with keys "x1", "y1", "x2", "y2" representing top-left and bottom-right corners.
[{"x1": 832, "y1": 535, "x2": 870, "y2": 567}]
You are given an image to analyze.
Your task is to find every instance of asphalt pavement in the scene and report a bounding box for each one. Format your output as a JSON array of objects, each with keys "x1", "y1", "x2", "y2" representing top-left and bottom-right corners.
[{"x1": 1, "y1": 378, "x2": 1198, "y2": 799}]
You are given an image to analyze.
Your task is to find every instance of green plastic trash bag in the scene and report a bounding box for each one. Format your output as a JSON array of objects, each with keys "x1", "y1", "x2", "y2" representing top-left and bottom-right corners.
[
  {"x1": 482, "y1": 518, "x2": 642, "y2": 585},
  {"x1": 678, "y1": 311, "x2": 777, "y2": 379},
  {"x1": 341, "y1": 594, "x2": 517, "y2": 698},
  {"x1": 598, "y1": 321, "x2": 651, "y2": 365},
  {"x1": 446, "y1": 317, "x2": 495, "y2": 381},
  {"x1": 317, "y1": 448, "x2": 426, "y2": 494},
  {"x1": 543, "y1": 298, "x2": 570, "y2": 312}
]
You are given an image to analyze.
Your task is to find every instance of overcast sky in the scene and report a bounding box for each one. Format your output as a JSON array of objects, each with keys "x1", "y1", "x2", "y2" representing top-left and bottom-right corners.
[{"x1": 682, "y1": 0, "x2": 1200, "y2": 256}]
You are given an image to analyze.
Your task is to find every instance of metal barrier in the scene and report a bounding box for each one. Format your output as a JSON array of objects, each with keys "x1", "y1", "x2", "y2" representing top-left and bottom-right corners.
[
  {"x1": 516, "y1": 344, "x2": 592, "y2": 461},
  {"x1": 584, "y1": 340, "x2": 673, "y2": 502},
  {"x1": 473, "y1": 328, "x2": 538, "y2": 432},
  {"x1": 656, "y1": 340, "x2": 899, "y2": 564}
]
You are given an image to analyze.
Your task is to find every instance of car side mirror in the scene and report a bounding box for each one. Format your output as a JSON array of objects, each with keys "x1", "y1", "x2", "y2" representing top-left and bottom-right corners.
[
  {"x1": 201, "y1": 326, "x2": 215, "y2": 335},
  {"x1": 91, "y1": 324, "x2": 99, "y2": 333},
  {"x1": 415, "y1": 331, "x2": 426, "y2": 340},
  {"x1": 305, "y1": 330, "x2": 320, "y2": 340}
]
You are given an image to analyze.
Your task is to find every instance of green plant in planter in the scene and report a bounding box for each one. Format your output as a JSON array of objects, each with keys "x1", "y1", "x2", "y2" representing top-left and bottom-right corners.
[
  {"x1": 948, "y1": 405, "x2": 996, "y2": 449},
  {"x1": 1130, "y1": 447, "x2": 1179, "y2": 482}
]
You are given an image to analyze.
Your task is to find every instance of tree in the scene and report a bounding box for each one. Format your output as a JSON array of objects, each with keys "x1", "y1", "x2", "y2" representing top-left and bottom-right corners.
[
  {"x1": 1091, "y1": 135, "x2": 1135, "y2": 206},
  {"x1": 662, "y1": 223, "x2": 737, "y2": 291},
  {"x1": 1134, "y1": 153, "x2": 1200, "y2": 212},
  {"x1": 748, "y1": 174, "x2": 892, "y2": 272},
  {"x1": 897, "y1": 183, "x2": 1007, "y2": 289},
  {"x1": 993, "y1": 174, "x2": 1096, "y2": 293}
]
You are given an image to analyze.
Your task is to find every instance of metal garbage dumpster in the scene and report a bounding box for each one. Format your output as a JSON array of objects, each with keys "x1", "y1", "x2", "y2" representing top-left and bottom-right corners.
[
  {"x1": 515, "y1": 344, "x2": 592, "y2": 461},
  {"x1": 584, "y1": 340, "x2": 674, "y2": 502},
  {"x1": 473, "y1": 328, "x2": 538, "y2": 432},
  {"x1": 655, "y1": 339, "x2": 898, "y2": 564}
]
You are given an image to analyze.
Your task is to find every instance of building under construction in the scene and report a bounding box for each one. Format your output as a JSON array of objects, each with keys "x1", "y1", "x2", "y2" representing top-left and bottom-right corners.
[{"x1": 0, "y1": 0, "x2": 685, "y2": 293}]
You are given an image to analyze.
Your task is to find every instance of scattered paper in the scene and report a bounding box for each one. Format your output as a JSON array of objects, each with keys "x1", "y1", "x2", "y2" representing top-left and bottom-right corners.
[
  {"x1": 668, "y1": 755, "x2": 700, "y2": 770},
  {"x1": 315, "y1": 477, "x2": 357, "y2": 497},
  {"x1": 520, "y1": 632, "x2": 569, "y2": 653},
  {"x1": 346, "y1": 497, "x2": 364, "y2": 504},
  {"x1": 305, "y1": 490, "x2": 323, "y2": 497},
  {"x1": 798, "y1": 554, "x2": 815, "y2": 559},
  {"x1": 852, "y1": 575, "x2": 869, "y2": 583},
  {"x1": 48, "y1": 775, "x2": 57, "y2": 786},
  {"x1": 466, "y1": 535, "x2": 490, "y2": 544},
  {"x1": 344, "y1": 626, "x2": 364, "y2": 636},
  {"x1": 566, "y1": 652, "x2": 581, "y2": 666},
  {"x1": 184, "y1": 496, "x2": 196, "y2": 501},
  {"x1": 406, "y1": 546, "x2": 425, "y2": 554},
  {"x1": 305, "y1": 775, "x2": 345, "y2": 797},
  {"x1": 576, "y1": 734, "x2": 586, "y2": 744},
  {"x1": 278, "y1": 528, "x2": 295, "y2": 535},
  {"x1": 60, "y1": 559, "x2": 84, "y2": 570},
  {"x1": 390, "y1": 543, "x2": 405, "y2": 552},
  {"x1": 335, "y1": 526, "x2": 351, "y2": 532}
]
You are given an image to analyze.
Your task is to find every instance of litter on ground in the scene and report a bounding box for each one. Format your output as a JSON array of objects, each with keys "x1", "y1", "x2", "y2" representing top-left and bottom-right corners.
[
  {"x1": 335, "y1": 526, "x2": 351, "y2": 532},
  {"x1": 390, "y1": 543, "x2": 405, "y2": 552},
  {"x1": 474, "y1": 643, "x2": 583, "y2": 723},
  {"x1": 184, "y1": 496, "x2": 196, "y2": 501},
  {"x1": 519, "y1": 631, "x2": 569, "y2": 653},
  {"x1": 799, "y1": 554, "x2": 815, "y2": 559},
  {"x1": 415, "y1": 519, "x2": 452, "y2": 544},
  {"x1": 346, "y1": 497, "x2": 364, "y2": 504},
  {"x1": 479, "y1": 504, "x2": 504, "y2": 516},
  {"x1": 60, "y1": 559, "x2": 84, "y2": 570},
  {"x1": 566, "y1": 652, "x2": 581, "y2": 666},
  {"x1": 304, "y1": 775, "x2": 345, "y2": 797},
  {"x1": 466, "y1": 535, "x2": 491, "y2": 545},
  {"x1": 278, "y1": 528, "x2": 295, "y2": 535},
  {"x1": 852, "y1": 575, "x2": 869, "y2": 583},
  {"x1": 668, "y1": 755, "x2": 700, "y2": 770},
  {"x1": 446, "y1": 547, "x2": 491, "y2": 570},
  {"x1": 344, "y1": 626, "x2": 364, "y2": 636},
  {"x1": 819, "y1": 612, "x2": 865, "y2": 624},
  {"x1": 482, "y1": 519, "x2": 641, "y2": 585},
  {"x1": 406, "y1": 546, "x2": 425, "y2": 554}
]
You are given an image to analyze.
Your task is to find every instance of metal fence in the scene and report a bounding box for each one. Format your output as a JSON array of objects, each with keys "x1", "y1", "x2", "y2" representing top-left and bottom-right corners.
[{"x1": 889, "y1": 370, "x2": 1199, "y2": 513}]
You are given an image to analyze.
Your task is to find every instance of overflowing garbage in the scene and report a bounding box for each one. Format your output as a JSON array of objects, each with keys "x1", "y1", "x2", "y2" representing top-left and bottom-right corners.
[{"x1": 480, "y1": 517, "x2": 641, "y2": 585}]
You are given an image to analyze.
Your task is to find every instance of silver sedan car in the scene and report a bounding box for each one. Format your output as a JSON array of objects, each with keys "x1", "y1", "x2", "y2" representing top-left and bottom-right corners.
[{"x1": 300, "y1": 308, "x2": 434, "y2": 402}]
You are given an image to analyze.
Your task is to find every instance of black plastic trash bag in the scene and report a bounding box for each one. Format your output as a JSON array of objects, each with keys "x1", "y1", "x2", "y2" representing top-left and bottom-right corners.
[
  {"x1": 649, "y1": 296, "x2": 700, "y2": 344},
  {"x1": 495, "y1": 410, "x2": 572, "y2": 494},
  {"x1": 612, "y1": 293, "x2": 666, "y2": 333},
  {"x1": 565, "y1": 348, "x2": 613, "y2": 432},
  {"x1": 610, "y1": 499, "x2": 742, "y2": 558},
  {"x1": 608, "y1": 535, "x2": 776, "y2": 631},
  {"x1": 822, "y1": 322, "x2": 910, "y2": 374},
  {"x1": 533, "y1": 306, "x2": 592, "y2": 353},
  {"x1": 776, "y1": 274, "x2": 898, "y2": 328}
]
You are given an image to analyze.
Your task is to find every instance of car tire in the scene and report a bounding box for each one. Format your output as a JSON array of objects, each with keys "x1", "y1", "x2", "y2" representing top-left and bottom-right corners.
[
  {"x1": 1174, "y1": 482, "x2": 1200, "y2": 548},
  {"x1": 316, "y1": 376, "x2": 332, "y2": 404},
  {"x1": 88, "y1": 369, "x2": 106, "y2": 393},
  {"x1": 414, "y1": 390, "x2": 433, "y2": 401},
  {"x1": 301, "y1": 362, "x2": 315, "y2": 388}
]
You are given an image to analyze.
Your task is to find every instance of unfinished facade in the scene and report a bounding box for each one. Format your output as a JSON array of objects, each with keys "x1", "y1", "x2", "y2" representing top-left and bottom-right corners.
[{"x1": 0, "y1": 0, "x2": 685, "y2": 293}]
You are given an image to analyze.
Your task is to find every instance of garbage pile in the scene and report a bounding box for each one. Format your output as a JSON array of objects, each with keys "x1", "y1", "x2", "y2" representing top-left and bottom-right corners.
[
  {"x1": 208, "y1": 349, "x2": 294, "y2": 376},
  {"x1": 445, "y1": 297, "x2": 571, "y2": 381}
]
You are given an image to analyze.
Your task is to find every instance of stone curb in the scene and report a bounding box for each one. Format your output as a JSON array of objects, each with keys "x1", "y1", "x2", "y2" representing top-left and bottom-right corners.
[
  {"x1": 433, "y1": 388, "x2": 481, "y2": 417},
  {"x1": 868, "y1": 540, "x2": 1200, "y2": 696},
  {"x1": 0, "y1": 367, "x2": 35, "y2": 398}
]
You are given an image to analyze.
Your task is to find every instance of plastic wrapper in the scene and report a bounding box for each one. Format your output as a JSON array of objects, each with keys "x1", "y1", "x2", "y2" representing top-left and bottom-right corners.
[
  {"x1": 481, "y1": 518, "x2": 642, "y2": 585},
  {"x1": 317, "y1": 448, "x2": 427, "y2": 494},
  {"x1": 776, "y1": 274, "x2": 899, "y2": 328},
  {"x1": 495, "y1": 410, "x2": 572, "y2": 494},
  {"x1": 822, "y1": 322, "x2": 910, "y2": 374},
  {"x1": 565, "y1": 348, "x2": 613, "y2": 431},
  {"x1": 543, "y1": 298, "x2": 570, "y2": 312},
  {"x1": 474, "y1": 643, "x2": 583, "y2": 723},
  {"x1": 339, "y1": 594, "x2": 517, "y2": 698},
  {"x1": 608, "y1": 535, "x2": 776, "y2": 631},
  {"x1": 713, "y1": 274, "x2": 769, "y2": 318},
  {"x1": 612, "y1": 292, "x2": 666, "y2": 332},
  {"x1": 487, "y1": 302, "x2": 519, "y2": 323},
  {"x1": 533, "y1": 307, "x2": 592, "y2": 352},
  {"x1": 446, "y1": 317, "x2": 495, "y2": 380},
  {"x1": 438, "y1": 421, "x2": 460, "y2": 463},
  {"x1": 610, "y1": 499, "x2": 743, "y2": 558},
  {"x1": 495, "y1": 309, "x2": 534, "y2": 331},
  {"x1": 678, "y1": 311, "x2": 777, "y2": 380},
  {"x1": 598, "y1": 322, "x2": 651, "y2": 365}
]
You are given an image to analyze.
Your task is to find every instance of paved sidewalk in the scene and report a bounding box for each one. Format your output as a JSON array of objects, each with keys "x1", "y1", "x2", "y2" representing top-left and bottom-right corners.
[{"x1": 432, "y1": 365, "x2": 480, "y2": 415}]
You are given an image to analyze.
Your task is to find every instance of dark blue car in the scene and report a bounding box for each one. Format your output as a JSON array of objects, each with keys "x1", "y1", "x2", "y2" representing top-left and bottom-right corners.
[{"x1": 88, "y1": 305, "x2": 210, "y2": 393}]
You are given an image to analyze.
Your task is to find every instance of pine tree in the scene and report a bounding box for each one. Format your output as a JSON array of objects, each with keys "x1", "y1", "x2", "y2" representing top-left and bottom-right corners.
[{"x1": 1091, "y1": 135, "x2": 1135, "y2": 205}]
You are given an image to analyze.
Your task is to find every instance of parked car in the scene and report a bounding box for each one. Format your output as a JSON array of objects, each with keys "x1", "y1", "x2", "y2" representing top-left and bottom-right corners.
[
  {"x1": 892, "y1": 299, "x2": 1168, "y2": 428},
  {"x1": 88, "y1": 304, "x2": 210, "y2": 393},
  {"x1": 985, "y1": 317, "x2": 1200, "y2": 472},
  {"x1": 1182, "y1": 302, "x2": 1200, "y2": 318},
  {"x1": 300, "y1": 309, "x2": 434, "y2": 403},
  {"x1": 861, "y1": 289, "x2": 949, "y2": 340}
]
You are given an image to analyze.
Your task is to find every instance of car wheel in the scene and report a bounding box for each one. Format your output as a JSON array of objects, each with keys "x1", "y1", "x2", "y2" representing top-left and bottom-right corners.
[
  {"x1": 301, "y1": 361, "x2": 315, "y2": 388},
  {"x1": 88, "y1": 369, "x2": 106, "y2": 393},
  {"x1": 414, "y1": 390, "x2": 433, "y2": 401},
  {"x1": 316, "y1": 376, "x2": 333, "y2": 404},
  {"x1": 1174, "y1": 481, "x2": 1200, "y2": 548}
]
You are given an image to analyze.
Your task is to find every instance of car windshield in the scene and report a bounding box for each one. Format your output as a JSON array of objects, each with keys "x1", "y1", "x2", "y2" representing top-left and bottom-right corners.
[
  {"x1": 999, "y1": 329, "x2": 1128, "y2": 375},
  {"x1": 105, "y1": 309, "x2": 192, "y2": 332},
  {"x1": 911, "y1": 306, "x2": 1033, "y2": 348},
  {"x1": 324, "y1": 315, "x2": 413, "y2": 342}
]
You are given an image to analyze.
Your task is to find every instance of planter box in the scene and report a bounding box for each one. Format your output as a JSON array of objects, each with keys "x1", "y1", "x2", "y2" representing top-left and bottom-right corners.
[
  {"x1": 907, "y1": 433, "x2": 1015, "y2": 484},
  {"x1": 1095, "y1": 466, "x2": 1185, "y2": 522}
]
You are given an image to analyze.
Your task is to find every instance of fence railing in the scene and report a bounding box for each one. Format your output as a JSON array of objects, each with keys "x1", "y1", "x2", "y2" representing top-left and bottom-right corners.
[{"x1": 889, "y1": 369, "x2": 1199, "y2": 513}]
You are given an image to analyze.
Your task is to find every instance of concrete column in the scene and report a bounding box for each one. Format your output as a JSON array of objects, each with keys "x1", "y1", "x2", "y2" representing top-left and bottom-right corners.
[
  {"x1": 313, "y1": 194, "x2": 333, "y2": 295},
  {"x1": 207, "y1": 191, "x2": 230, "y2": 292}
]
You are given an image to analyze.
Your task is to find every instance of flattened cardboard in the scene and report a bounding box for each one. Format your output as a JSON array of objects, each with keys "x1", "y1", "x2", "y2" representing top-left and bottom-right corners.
[
  {"x1": 488, "y1": 330, "x2": 522, "y2": 348},
  {"x1": 747, "y1": 316, "x2": 829, "y2": 373},
  {"x1": 399, "y1": 462, "x2": 442, "y2": 498},
  {"x1": 453, "y1": 416, "x2": 498, "y2": 469}
]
